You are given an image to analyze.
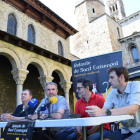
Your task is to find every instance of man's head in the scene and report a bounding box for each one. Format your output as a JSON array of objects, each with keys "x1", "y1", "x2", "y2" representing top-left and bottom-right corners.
[
  {"x1": 76, "y1": 77, "x2": 93, "y2": 98},
  {"x1": 21, "y1": 89, "x2": 32, "y2": 103},
  {"x1": 108, "y1": 66, "x2": 129, "y2": 89},
  {"x1": 45, "y1": 82, "x2": 58, "y2": 99}
]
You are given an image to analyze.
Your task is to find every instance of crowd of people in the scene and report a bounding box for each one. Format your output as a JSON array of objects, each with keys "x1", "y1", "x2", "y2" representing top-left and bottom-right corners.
[{"x1": 1, "y1": 66, "x2": 140, "y2": 140}]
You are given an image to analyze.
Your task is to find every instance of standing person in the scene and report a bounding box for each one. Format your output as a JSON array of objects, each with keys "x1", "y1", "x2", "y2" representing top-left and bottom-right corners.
[
  {"x1": 30, "y1": 82, "x2": 74, "y2": 140},
  {"x1": 65, "y1": 78, "x2": 110, "y2": 140},
  {"x1": 1, "y1": 89, "x2": 37, "y2": 121},
  {"x1": 86, "y1": 66, "x2": 140, "y2": 140}
]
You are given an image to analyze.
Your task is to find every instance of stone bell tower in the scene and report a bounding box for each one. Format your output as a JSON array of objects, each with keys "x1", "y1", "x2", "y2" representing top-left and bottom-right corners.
[
  {"x1": 75, "y1": 0, "x2": 106, "y2": 30},
  {"x1": 106, "y1": 0, "x2": 126, "y2": 21}
]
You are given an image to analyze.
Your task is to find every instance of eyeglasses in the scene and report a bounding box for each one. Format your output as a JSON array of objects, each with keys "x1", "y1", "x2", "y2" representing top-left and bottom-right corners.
[{"x1": 76, "y1": 87, "x2": 84, "y2": 91}]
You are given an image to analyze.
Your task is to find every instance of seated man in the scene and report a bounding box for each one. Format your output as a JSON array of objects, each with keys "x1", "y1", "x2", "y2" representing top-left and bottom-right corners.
[
  {"x1": 1, "y1": 89, "x2": 37, "y2": 121},
  {"x1": 30, "y1": 82, "x2": 74, "y2": 140},
  {"x1": 87, "y1": 66, "x2": 140, "y2": 140},
  {"x1": 65, "y1": 78, "x2": 110, "y2": 140}
]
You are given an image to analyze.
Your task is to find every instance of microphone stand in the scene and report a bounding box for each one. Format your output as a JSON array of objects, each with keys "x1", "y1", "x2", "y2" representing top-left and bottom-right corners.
[
  {"x1": 48, "y1": 104, "x2": 51, "y2": 119},
  {"x1": 25, "y1": 109, "x2": 28, "y2": 119},
  {"x1": 37, "y1": 110, "x2": 41, "y2": 120}
]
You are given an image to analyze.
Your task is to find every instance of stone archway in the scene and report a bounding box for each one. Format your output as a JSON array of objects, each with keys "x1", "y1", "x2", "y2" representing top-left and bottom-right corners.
[
  {"x1": 0, "y1": 55, "x2": 16, "y2": 114},
  {"x1": 50, "y1": 65, "x2": 72, "y2": 110},
  {"x1": 24, "y1": 64, "x2": 44, "y2": 103},
  {"x1": 24, "y1": 57, "x2": 47, "y2": 77},
  {"x1": 49, "y1": 65, "x2": 67, "y2": 82},
  {"x1": 0, "y1": 48, "x2": 20, "y2": 70}
]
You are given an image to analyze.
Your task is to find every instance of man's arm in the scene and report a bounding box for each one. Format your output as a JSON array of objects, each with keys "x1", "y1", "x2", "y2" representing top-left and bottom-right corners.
[
  {"x1": 50, "y1": 108, "x2": 65, "y2": 119},
  {"x1": 86, "y1": 104, "x2": 139, "y2": 117},
  {"x1": 1, "y1": 113, "x2": 25, "y2": 121}
]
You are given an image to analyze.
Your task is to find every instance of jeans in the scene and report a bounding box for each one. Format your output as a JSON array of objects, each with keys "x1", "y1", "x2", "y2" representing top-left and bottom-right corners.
[
  {"x1": 65, "y1": 130, "x2": 110, "y2": 140},
  {"x1": 106, "y1": 129, "x2": 140, "y2": 140}
]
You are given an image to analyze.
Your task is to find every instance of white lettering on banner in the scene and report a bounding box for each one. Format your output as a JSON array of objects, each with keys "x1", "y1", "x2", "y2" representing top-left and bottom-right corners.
[
  {"x1": 73, "y1": 61, "x2": 119, "y2": 73},
  {"x1": 93, "y1": 61, "x2": 118, "y2": 70},
  {"x1": 12, "y1": 124, "x2": 21, "y2": 128},
  {"x1": 8, "y1": 128, "x2": 28, "y2": 133},
  {"x1": 80, "y1": 66, "x2": 91, "y2": 72},
  {"x1": 74, "y1": 61, "x2": 91, "y2": 68}
]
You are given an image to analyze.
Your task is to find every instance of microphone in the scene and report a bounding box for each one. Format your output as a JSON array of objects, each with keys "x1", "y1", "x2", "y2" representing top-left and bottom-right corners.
[
  {"x1": 37, "y1": 96, "x2": 58, "y2": 112},
  {"x1": 41, "y1": 96, "x2": 58, "y2": 107},
  {"x1": 20, "y1": 98, "x2": 38, "y2": 113}
]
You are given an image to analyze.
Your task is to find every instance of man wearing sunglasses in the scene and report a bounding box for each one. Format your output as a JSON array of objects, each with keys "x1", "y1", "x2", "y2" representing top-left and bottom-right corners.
[{"x1": 65, "y1": 77, "x2": 110, "y2": 140}]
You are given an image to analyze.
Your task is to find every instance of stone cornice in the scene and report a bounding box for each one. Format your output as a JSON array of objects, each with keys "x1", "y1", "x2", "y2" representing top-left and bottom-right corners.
[
  {"x1": 0, "y1": 30, "x2": 72, "y2": 66},
  {"x1": 118, "y1": 10, "x2": 140, "y2": 24},
  {"x1": 118, "y1": 32, "x2": 140, "y2": 43},
  {"x1": 2, "y1": 0, "x2": 78, "y2": 39}
]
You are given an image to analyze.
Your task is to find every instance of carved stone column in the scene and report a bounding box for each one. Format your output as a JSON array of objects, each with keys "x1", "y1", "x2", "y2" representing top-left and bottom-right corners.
[
  {"x1": 38, "y1": 76, "x2": 54, "y2": 97},
  {"x1": 59, "y1": 81, "x2": 72, "y2": 110},
  {"x1": 11, "y1": 69, "x2": 29, "y2": 106}
]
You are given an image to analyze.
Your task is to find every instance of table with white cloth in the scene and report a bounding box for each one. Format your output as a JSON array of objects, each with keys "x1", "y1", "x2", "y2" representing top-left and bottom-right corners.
[{"x1": 0, "y1": 115, "x2": 134, "y2": 140}]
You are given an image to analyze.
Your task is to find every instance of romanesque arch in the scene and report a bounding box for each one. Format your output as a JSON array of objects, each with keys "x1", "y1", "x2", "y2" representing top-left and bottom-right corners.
[
  {"x1": 50, "y1": 65, "x2": 67, "y2": 82},
  {"x1": 24, "y1": 57, "x2": 47, "y2": 77},
  {"x1": 0, "y1": 48, "x2": 20, "y2": 70}
]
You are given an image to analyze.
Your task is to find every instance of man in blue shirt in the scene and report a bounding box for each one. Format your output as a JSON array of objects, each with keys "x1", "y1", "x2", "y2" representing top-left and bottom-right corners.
[
  {"x1": 30, "y1": 82, "x2": 74, "y2": 140},
  {"x1": 86, "y1": 66, "x2": 140, "y2": 140}
]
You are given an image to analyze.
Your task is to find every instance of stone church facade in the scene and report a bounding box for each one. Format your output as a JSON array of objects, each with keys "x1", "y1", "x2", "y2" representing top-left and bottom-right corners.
[
  {"x1": 72, "y1": 0, "x2": 140, "y2": 81},
  {"x1": 0, "y1": 0, "x2": 78, "y2": 114}
]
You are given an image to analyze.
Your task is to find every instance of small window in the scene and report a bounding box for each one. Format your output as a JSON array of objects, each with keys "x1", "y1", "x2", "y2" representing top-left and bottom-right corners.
[
  {"x1": 110, "y1": 7, "x2": 112, "y2": 13},
  {"x1": 58, "y1": 41, "x2": 64, "y2": 57},
  {"x1": 28, "y1": 24, "x2": 35, "y2": 44},
  {"x1": 7, "y1": 14, "x2": 17, "y2": 35},
  {"x1": 115, "y1": 4, "x2": 118, "y2": 10},
  {"x1": 131, "y1": 47, "x2": 139, "y2": 63},
  {"x1": 93, "y1": 8, "x2": 95, "y2": 13},
  {"x1": 117, "y1": 27, "x2": 121, "y2": 38},
  {"x1": 113, "y1": 6, "x2": 115, "y2": 11}
]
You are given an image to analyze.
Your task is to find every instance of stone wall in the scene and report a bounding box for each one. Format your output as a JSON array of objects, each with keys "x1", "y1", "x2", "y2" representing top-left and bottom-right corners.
[
  {"x1": 119, "y1": 11, "x2": 140, "y2": 38},
  {"x1": 0, "y1": 0, "x2": 71, "y2": 60},
  {"x1": 107, "y1": 15, "x2": 123, "y2": 52},
  {"x1": 75, "y1": 0, "x2": 89, "y2": 30},
  {"x1": 72, "y1": 14, "x2": 122, "y2": 58},
  {"x1": 86, "y1": 0, "x2": 105, "y2": 22},
  {"x1": 119, "y1": 33, "x2": 140, "y2": 69}
]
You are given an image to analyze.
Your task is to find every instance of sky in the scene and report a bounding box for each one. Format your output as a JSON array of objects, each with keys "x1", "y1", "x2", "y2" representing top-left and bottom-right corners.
[{"x1": 39, "y1": 0, "x2": 140, "y2": 29}]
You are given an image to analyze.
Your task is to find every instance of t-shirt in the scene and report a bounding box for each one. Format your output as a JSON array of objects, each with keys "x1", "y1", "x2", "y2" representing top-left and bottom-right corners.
[
  {"x1": 13, "y1": 104, "x2": 38, "y2": 117},
  {"x1": 75, "y1": 92, "x2": 110, "y2": 130}
]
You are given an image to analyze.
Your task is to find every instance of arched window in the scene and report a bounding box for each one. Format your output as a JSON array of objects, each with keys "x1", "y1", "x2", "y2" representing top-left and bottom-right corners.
[
  {"x1": 28, "y1": 24, "x2": 35, "y2": 44},
  {"x1": 58, "y1": 41, "x2": 64, "y2": 57},
  {"x1": 131, "y1": 47, "x2": 139, "y2": 63},
  {"x1": 7, "y1": 14, "x2": 17, "y2": 35},
  {"x1": 113, "y1": 6, "x2": 115, "y2": 11}
]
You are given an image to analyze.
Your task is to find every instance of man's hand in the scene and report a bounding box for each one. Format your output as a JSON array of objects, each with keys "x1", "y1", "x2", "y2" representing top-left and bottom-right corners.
[
  {"x1": 75, "y1": 132, "x2": 82, "y2": 140},
  {"x1": 85, "y1": 106, "x2": 106, "y2": 117},
  {"x1": 1, "y1": 113, "x2": 13, "y2": 121},
  {"x1": 28, "y1": 114, "x2": 37, "y2": 120}
]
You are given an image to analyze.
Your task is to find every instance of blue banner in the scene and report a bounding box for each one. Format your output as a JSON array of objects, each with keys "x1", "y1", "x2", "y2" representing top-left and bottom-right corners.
[{"x1": 71, "y1": 51, "x2": 123, "y2": 99}]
